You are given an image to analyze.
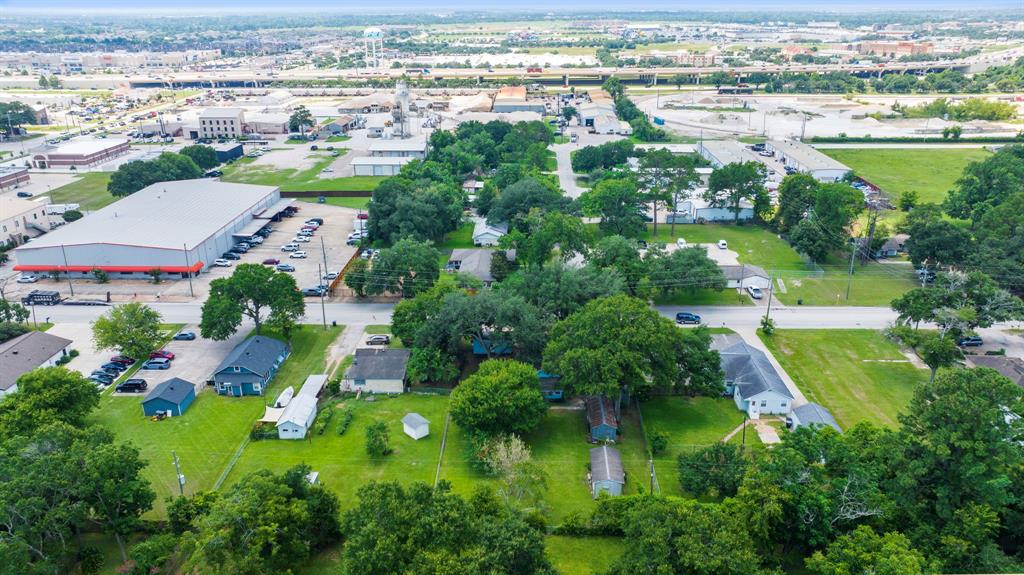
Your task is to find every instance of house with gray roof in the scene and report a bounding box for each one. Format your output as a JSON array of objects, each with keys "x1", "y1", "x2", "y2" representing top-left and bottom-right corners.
[
  {"x1": 0, "y1": 331, "x2": 72, "y2": 397},
  {"x1": 342, "y1": 348, "x2": 411, "y2": 394},
  {"x1": 788, "y1": 402, "x2": 841, "y2": 433},
  {"x1": 967, "y1": 356, "x2": 1024, "y2": 389},
  {"x1": 719, "y1": 264, "x2": 771, "y2": 290},
  {"x1": 712, "y1": 334, "x2": 793, "y2": 418},
  {"x1": 590, "y1": 446, "x2": 625, "y2": 498},
  {"x1": 142, "y1": 378, "x2": 196, "y2": 417},
  {"x1": 472, "y1": 219, "x2": 508, "y2": 247},
  {"x1": 213, "y1": 336, "x2": 290, "y2": 397},
  {"x1": 445, "y1": 249, "x2": 516, "y2": 287}
]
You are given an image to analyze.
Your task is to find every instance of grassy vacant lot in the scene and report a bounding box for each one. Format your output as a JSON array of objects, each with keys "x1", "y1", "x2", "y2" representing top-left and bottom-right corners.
[
  {"x1": 642, "y1": 396, "x2": 746, "y2": 495},
  {"x1": 91, "y1": 326, "x2": 342, "y2": 517},
  {"x1": 653, "y1": 288, "x2": 753, "y2": 306},
  {"x1": 437, "y1": 221, "x2": 476, "y2": 250},
  {"x1": 325, "y1": 135, "x2": 352, "y2": 143},
  {"x1": 45, "y1": 172, "x2": 115, "y2": 211},
  {"x1": 545, "y1": 536, "x2": 626, "y2": 575},
  {"x1": 642, "y1": 223, "x2": 804, "y2": 271},
  {"x1": 298, "y1": 196, "x2": 371, "y2": 210},
  {"x1": 759, "y1": 329, "x2": 926, "y2": 429},
  {"x1": 221, "y1": 152, "x2": 384, "y2": 192},
  {"x1": 441, "y1": 408, "x2": 649, "y2": 521},
  {"x1": 820, "y1": 148, "x2": 991, "y2": 204}
]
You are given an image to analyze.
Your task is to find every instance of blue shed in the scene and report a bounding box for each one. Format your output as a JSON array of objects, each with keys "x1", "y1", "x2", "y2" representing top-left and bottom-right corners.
[
  {"x1": 537, "y1": 370, "x2": 564, "y2": 401},
  {"x1": 142, "y1": 378, "x2": 196, "y2": 417},
  {"x1": 590, "y1": 445, "x2": 625, "y2": 498},
  {"x1": 585, "y1": 396, "x2": 618, "y2": 441},
  {"x1": 213, "y1": 336, "x2": 290, "y2": 397}
]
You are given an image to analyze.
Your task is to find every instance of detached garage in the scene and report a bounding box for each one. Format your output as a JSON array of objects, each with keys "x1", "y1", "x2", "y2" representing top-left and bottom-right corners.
[
  {"x1": 351, "y1": 156, "x2": 412, "y2": 177},
  {"x1": 142, "y1": 378, "x2": 196, "y2": 417}
]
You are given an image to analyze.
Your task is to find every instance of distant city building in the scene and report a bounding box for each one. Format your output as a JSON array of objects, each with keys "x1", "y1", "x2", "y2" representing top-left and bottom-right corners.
[
  {"x1": 855, "y1": 41, "x2": 934, "y2": 58},
  {"x1": 199, "y1": 108, "x2": 245, "y2": 139},
  {"x1": 32, "y1": 138, "x2": 129, "y2": 169},
  {"x1": 0, "y1": 49, "x2": 221, "y2": 73},
  {"x1": 0, "y1": 166, "x2": 30, "y2": 191}
]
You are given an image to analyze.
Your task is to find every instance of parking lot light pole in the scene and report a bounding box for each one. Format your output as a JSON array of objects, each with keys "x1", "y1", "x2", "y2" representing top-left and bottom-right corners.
[
  {"x1": 317, "y1": 264, "x2": 327, "y2": 330},
  {"x1": 182, "y1": 243, "x2": 194, "y2": 298}
]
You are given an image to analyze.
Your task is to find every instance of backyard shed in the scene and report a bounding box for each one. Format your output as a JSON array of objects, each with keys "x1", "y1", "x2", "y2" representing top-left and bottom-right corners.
[
  {"x1": 141, "y1": 378, "x2": 196, "y2": 417},
  {"x1": 590, "y1": 446, "x2": 625, "y2": 498},
  {"x1": 276, "y1": 374, "x2": 327, "y2": 440},
  {"x1": 402, "y1": 412, "x2": 430, "y2": 440},
  {"x1": 585, "y1": 396, "x2": 618, "y2": 441}
]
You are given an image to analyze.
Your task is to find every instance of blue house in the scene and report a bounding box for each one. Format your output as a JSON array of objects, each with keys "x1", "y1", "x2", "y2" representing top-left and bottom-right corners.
[
  {"x1": 590, "y1": 446, "x2": 625, "y2": 498},
  {"x1": 537, "y1": 370, "x2": 564, "y2": 401},
  {"x1": 213, "y1": 336, "x2": 290, "y2": 397},
  {"x1": 471, "y1": 338, "x2": 513, "y2": 357},
  {"x1": 585, "y1": 395, "x2": 618, "y2": 441},
  {"x1": 142, "y1": 378, "x2": 196, "y2": 417}
]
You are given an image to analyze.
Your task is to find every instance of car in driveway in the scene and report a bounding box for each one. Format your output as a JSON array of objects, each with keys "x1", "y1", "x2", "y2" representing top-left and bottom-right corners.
[
  {"x1": 141, "y1": 358, "x2": 171, "y2": 370},
  {"x1": 116, "y1": 379, "x2": 148, "y2": 393},
  {"x1": 957, "y1": 335, "x2": 984, "y2": 347},
  {"x1": 746, "y1": 286, "x2": 764, "y2": 300},
  {"x1": 172, "y1": 331, "x2": 196, "y2": 341},
  {"x1": 289, "y1": 251, "x2": 307, "y2": 259},
  {"x1": 276, "y1": 264, "x2": 296, "y2": 272},
  {"x1": 366, "y1": 334, "x2": 391, "y2": 346},
  {"x1": 717, "y1": 240, "x2": 728, "y2": 249},
  {"x1": 262, "y1": 258, "x2": 280, "y2": 265},
  {"x1": 675, "y1": 312, "x2": 702, "y2": 325},
  {"x1": 150, "y1": 350, "x2": 175, "y2": 360},
  {"x1": 213, "y1": 258, "x2": 232, "y2": 267}
]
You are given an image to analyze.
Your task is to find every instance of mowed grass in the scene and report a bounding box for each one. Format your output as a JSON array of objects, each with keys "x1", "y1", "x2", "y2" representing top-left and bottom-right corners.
[
  {"x1": 641, "y1": 223, "x2": 805, "y2": 271},
  {"x1": 224, "y1": 394, "x2": 448, "y2": 511},
  {"x1": 653, "y1": 288, "x2": 753, "y2": 307},
  {"x1": 441, "y1": 408, "x2": 650, "y2": 522},
  {"x1": 779, "y1": 265, "x2": 919, "y2": 307},
  {"x1": 298, "y1": 196, "x2": 371, "y2": 210},
  {"x1": 545, "y1": 536, "x2": 626, "y2": 575},
  {"x1": 437, "y1": 221, "x2": 476, "y2": 250},
  {"x1": 641, "y1": 397, "x2": 746, "y2": 495},
  {"x1": 759, "y1": 329, "x2": 926, "y2": 429},
  {"x1": 221, "y1": 152, "x2": 384, "y2": 192},
  {"x1": 820, "y1": 148, "x2": 991, "y2": 204},
  {"x1": 45, "y1": 172, "x2": 115, "y2": 211},
  {"x1": 90, "y1": 326, "x2": 342, "y2": 517}
]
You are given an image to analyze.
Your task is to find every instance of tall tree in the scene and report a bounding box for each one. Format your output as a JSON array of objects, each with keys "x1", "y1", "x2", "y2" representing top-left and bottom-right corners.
[
  {"x1": 106, "y1": 152, "x2": 202, "y2": 197},
  {"x1": 486, "y1": 177, "x2": 571, "y2": 227},
  {"x1": 703, "y1": 162, "x2": 768, "y2": 223},
  {"x1": 80, "y1": 441, "x2": 155, "y2": 562},
  {"x1": 774, "y1": 173, "x2": 819, "y2": 233},
  {"x1": 178, "y1": 144, "x2": 218, "y2": 170},
  {"x1": 499, "y1": 209, "x2": 589, "y2": 267},
  {"x1": 646, "y1": 246, "x2": 726, "y2": 297},
  {"x1": 450, "y1": 360, "x2": 547, "y2": 437},
  {"x1": 805, "y1": 526, "x2": 928, "y2": 575},
  {"x1": 945, "y1": 144, "x2": 1024, "y2": 221},
  {"x1": 0, "y1": 102, "x2": 36, "y2": 136},
  {"x1": 365, "y1": 239, "x2": 441, "y2": 298},
  {"x1": 580, "y1": 177, "x2": 646, "y2": 238},
  {"x1": 200, "y1": 263, "x2": 305, "y2": 339},
  {"x1": 91, "y1": 302, "x2": 163, "y2": 362},
  {"x1": 635, "y1": 148, "x2": 685, "y2": 236},
  {"x1": 288, "y1": 105, "x2": 314, "y2": 133},
  {"x1": 0, "y1": 367, "x2": 100, "y2": 437},
  {"x1": 501, "y1": 262, "x2": 626, "y2": 320}
]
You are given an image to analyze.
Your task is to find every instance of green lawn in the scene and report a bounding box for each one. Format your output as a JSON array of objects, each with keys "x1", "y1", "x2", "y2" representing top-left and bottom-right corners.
[
  {"x1": 325, "y1": 135, "x2": 352, "y2": 143},
  {"x1": 545, "y1": 536, "x2": 626, "y2": 575},
  {"x1": 299, "y1": 196, "x2": 371, "y2": 210},
  {"x1": 759, "y1": 330, "x2": 926, "y2": 429},
  {"x1": 45, "y1": 173, "x2": 115, "y2": 211},
  {"x1": 641, "y1": 397, "x2": 746, "y2": 495},
  {"x1": 90, "y1": 326, "x2": 341, "y2": 517},
  {"x1": 819, "y1": 148, "x2": 991, "y2": 204},
  {"x1": 437, "y1": 221, "x2": 476, "y2": 250},
  {"x1": 641, "y1": 223, "x2": 805, "y2": 271},
  {"x1": 653, "y1": 288, "x2": 753, "y2": 306},
  {"x1": 778, "y1": 264, "x2": 920, "y2": 307},
  {"x1": 221, "y1": 152, "x2": 384, "y2": 192},
  {"x1": 441, "y1": 408, "x2": 650, "y2": 521},
  {"x1": 364, "y1": 324, "x2": 405, "y2": 348}
]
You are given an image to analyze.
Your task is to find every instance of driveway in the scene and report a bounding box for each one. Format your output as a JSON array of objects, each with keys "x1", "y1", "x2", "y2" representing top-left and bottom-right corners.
[
  {"x1": 132, "y1": 324, "x2": 248, "y2": 393},
  {"x1": 48, "y1": 322, "x2": 108, "y2": 378}
]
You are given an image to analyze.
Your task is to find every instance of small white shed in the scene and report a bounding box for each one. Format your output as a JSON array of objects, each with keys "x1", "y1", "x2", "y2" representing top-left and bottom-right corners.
[{"x1": 402, "y1": 413, "x2": 430, "y2": 440}]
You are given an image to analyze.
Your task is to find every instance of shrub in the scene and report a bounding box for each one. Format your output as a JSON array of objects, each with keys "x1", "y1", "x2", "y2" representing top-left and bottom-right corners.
[
  {"x1": 336, "y1": 407, "x2": 354, "y2": 435},
  {"x1": 648, "y1": 430, "x2": 669, "y2": 455},
  {"x1": 365, "y1": 420, "x2": 391, "y2": 456},
  {"x1": 78, "y1": 546, "x2": 104, "y2": 575},
  {"x1": 313, "y1": 405, "x2": 335, "y2": 435}
]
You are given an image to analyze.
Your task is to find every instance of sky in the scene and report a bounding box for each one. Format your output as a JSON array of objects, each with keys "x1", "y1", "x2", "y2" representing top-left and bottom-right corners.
[{"x1": 1, "y1": 0, "x2": 1021, "y2": 12}]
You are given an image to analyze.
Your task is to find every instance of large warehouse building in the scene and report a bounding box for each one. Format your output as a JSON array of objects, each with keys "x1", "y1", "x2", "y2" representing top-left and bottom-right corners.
[
  {"x1": 766, "y1": 140, "x2": 850, "y2": 182},
  {"x1": 13, "y1": 180, "x2": 287, "y2": 279},
  {"x1": 32, "y1": 138, "x2": 130, "y2": 169}
]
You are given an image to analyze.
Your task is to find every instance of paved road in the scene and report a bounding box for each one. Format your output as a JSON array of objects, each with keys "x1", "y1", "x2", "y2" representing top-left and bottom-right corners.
[{"x1": 811, "y1": 143, "x2": 1000, "y2": 149}]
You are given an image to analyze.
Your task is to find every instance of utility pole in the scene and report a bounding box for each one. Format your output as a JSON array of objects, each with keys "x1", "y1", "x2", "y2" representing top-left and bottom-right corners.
[
  {"x1": 182, "y1": 243, "x2": 194, "y2": 298},
  {"x1": 317, "y1": 263, "x2": 327, "y2": 330},
  {"x1": 845, "y1": 241, "x2": 857, "y2": 301},
  {"x1": 764, "y1": 273, "x2": 775, "y2": 321},
  {"x1": 172, "y1": 451, "x2": 185, "y2": 496},
  {"x1": 861, "y1": 206, "x2": 879, "y2": 266},
  {"x1": 320, "y1": 235, "x2": 329, "y2": 280}
]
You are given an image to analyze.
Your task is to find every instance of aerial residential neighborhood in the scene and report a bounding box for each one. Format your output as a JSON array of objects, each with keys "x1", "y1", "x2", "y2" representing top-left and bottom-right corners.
[{"x1": 1, "y1": 3, "x2": 1023, "y2": 575}]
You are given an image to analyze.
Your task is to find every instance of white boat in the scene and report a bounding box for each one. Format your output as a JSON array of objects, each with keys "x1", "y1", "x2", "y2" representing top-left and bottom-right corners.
[{"x1": 274, "y1": 386, "x2": 294, "y2": 408}]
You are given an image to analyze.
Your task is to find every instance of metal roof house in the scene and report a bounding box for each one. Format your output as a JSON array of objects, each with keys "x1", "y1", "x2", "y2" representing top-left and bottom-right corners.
[
  {"x1": 277, "y1": 374, "x2": 326, "y2": 439},
  {"x1": 590, "y1": 446, "x2": 625, "y2": 498},
  {"x1": 402, "y1": 412, "x2": 430, "y2": 440},
  {"x1": 445, "y1": 248, "x2": 516, "y2": 287},
  {"x1": 213, "y1": 336, "x2": 290, "y2": 397},
  {"x1": 141, "y1": 378, "x2": 196, "y2": 417},
  {"x1": 0, "y1": 331, "x2": 72, "y2": 398},
  {"x1": 765, "y1": 140, "x2": 851, "y2": 183},
  {"x1": 585, "y1": 396, "x2": 619, "y2": 441},
  {"x1": 719, "y1": 264, "x2": 771, "y2": 290},
  {"x1": 788, "y1": 402, "x2": 841, "y2": 433},
  {"x1": 342, "y1": 348, "x2": 411, "y2": 394},
  {"x1": 713, "y1": 335, "x2": 793, "y2": 419},
  {"x1": 472, "y1": 219, "x2": 508, "y2": 247}
]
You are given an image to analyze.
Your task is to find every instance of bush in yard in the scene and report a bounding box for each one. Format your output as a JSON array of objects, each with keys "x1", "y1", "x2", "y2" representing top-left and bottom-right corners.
[
  {"x1": 648, "y1": 430, "x2": 669, "y2": 455},
  {"x1": 62, "y1": 209, "x2": 83, "y2": 222},
  {"x1": 78, "y1": 546, "x2": 104, "y2": 575},
  {"x1": 0, "y1": 322, "x2": 29, "y2": 344},
  {"x1": 760, "y1": 315, "x2": 776, "y2": 335},
  {"x1": 313, "y1": 406, "x2": 335, "y2": 435},
  {"x1": 91, "y1": 267, "x2": 109, "y2": 283},
  {"x1": 450, "y1": 359, "x2": 547, "y2": 437},
  {"x1": 365, "y1": 421, "x2": 391, "y2": 456},
  {"x1": 677, "y1": 442, "x2": 748, "y2": 498},
  {"x1": 336, "y1": 407, "x2": 354, "y2": 435},
  {"x1": 326, "y1": 378, "x2": 340, "y2": 397}
]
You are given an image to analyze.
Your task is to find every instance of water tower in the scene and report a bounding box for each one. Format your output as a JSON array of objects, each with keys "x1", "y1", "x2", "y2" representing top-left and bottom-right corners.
[{"x1": 362, "y1": 27, "x2": 384, "y2": 69}]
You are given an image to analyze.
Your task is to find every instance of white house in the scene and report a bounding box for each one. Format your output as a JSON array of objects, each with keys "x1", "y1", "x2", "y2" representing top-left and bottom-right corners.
[
  {"x1": 276, "y1": 374, "x2": 327, "y2": 439},
  {"x1": 0, "y1": 331, "x2": 72, "y2": 398},
  {"x1": 472, "y1": 218, "x2": 508, "y2": 247},
  {"x1": 720, "y1": 265, "x2": 772, "y2": 290},
  {"x1": 342, "y1": 348, "x2": 411, "y2": 394},
  {"x1": 712, "y1": 335, "x2": 793, "y2": 419},
  {"x1": 402, "y1": 412, "x2": 430, "y2": 440},
  {"x1": 351, "y1": 156, "x2": 412, "y2": 177},
  {"x1": 787, "y1": 402, "x2": 841, "y2": 433}
]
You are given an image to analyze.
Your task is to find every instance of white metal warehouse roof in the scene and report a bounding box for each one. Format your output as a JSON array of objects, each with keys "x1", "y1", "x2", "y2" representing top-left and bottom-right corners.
[
  {"x1": 15, "y1": 179, "x2": 279, "y2": 252},
  {"x1": 44, "y1": 137, "x2": 128, "y2": 156},
  {"x1": 768, "y1": 140, "x2": 850, "y2": 172}
]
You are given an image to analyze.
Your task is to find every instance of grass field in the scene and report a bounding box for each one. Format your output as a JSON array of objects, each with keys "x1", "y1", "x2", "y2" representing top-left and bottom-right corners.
[
  {"x1": 437, "y1": 221, "x2": 476, "y2": 250},
  {"x1": 298, "y1": 196, "x2": 371, "y2": 209},
  {"x1": 653, "y1": 288, "x2": 754, "y2": 306},
  {"x1": 759, "y1": 329, "x2": 926, "y2": 429},
  {"x1": 90, "y1": 326, "x2": 342, "y2": 517},
  {"x1": 641, "y1": 397, "x2": 747, "y2": 495},
  {"x1": 325, "y1": 135, "x2": 352, "y2": 143},
  {"x1": 221, "y1": 152, "x2": 384, "y2": 192},
  {"x1": 820, "y1": 148, "x2": 991, "y2": 204},
  {"x1": 45, "y1": 173, "x2": 115, "y2": 211},
  {"x1": 545, "y1": 536, "x2": 626, "y2": 575}
]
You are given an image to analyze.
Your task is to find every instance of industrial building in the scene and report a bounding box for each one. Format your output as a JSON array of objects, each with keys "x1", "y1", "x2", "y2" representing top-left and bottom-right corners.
[
  {"x1": 211, "y1": 142, "x2": 244, "y2": 163},
  {"x1": 351, "y1": 156, "x2": 412, "y2": 176},
  {"x1": 367, "y1": 136, "x2": 428, "y2": 159},
  {"x1": 245, "y1": 112, "x2": 290, "y2": 135},
  {"x1": 766, "y1": 140, "x2": 850, "y2": 182},
  {"x1": 1, "y1": 196, "x2": 50, "y2": 245},
  {"x1": 491, "y1": 86, "x2": 546, "y2": 114},
  {"x1": 0, "y1": 166, "x2": 30, "y2": 190},
  {"x1": 32, "y1": 138, "x2": 130, "y2": 169},
  {"x1": 198, "y1": 108, "x2": 245, "y2": 139},
  {"x1": 696, "y1": 139, "x2": 759, "y2": 168},
  {"x1": 13, "y1": 179, "x2": 285, "y2": 278}
]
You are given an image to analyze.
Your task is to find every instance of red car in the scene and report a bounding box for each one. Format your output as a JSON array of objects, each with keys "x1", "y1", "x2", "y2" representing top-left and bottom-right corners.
[
  {"x1": 110, "y1": 355, "x2": 136, "y2": 365},
  {"x1": 262, "y1": 258, "x2": 280, "y2": 265},
  {"x1": 357, "y1": 213, "x2": 369, "y2": 220},
  {"x1": 149, "y1": 350, "x2": 175, "y2": 360}
]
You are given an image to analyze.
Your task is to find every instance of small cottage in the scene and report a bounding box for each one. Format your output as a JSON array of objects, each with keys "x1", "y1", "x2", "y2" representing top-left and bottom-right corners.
[
  {"x1": 590, "y1": 446, "x2": 625, "y2": 498},
  {"x1": 402, "y1": 413, "x2": 430, "y2": 440},
  {"x1": 537, "y1": 370, "x2": 564, "y2": 401},
  {"x1": 0, "y1": 331, "x2": 72, "y2": 398},
  {"x1": 472, "y1": 219, "x2": 508, "y2": 247},
  {"x1": 787, "y1": 402, "x2": 841, "y2": 433},
  {"x1": 342, "y1": 348, "x2": 411, "y2": 394},
  {"x1": 141, "y1": 378, "x2": 196, "y2": 417},
  {"x1": 585, "y1": 396, "x2": 618, "y2": 442},
  {"x1": 213, "y1": 336, "x2": 290, "y2": 397},
  {"x1": 713, "y1": 335, "x2": 793, "y2": 419}
]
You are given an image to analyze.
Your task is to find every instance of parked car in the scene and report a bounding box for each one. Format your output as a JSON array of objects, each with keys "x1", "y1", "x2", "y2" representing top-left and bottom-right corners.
[
  {"x1": 221, "y1": 252, "x2": 241, "y2": 260},
  {"x1": 717, "y1": 240, "x2": 728, "y2": 249},
  {"x1": 110, "y1": 355, "x2": 136, "y2": 365},
  {"x1": 229, "y1": 245, "x2": 249, "y2": 254},
  {"x1": 16, "y1": 191, "x2": 32, "y2": 198},
  {"x1": 297, "y1": 230, "x2": 314, "y2": 237},
  {"x1": 16, "y1": 274, "x2": 38, "y2": 284},
  {"x1": 758, "y1": 150, "x2": 773, "y2": 157},
  {"x1": 289, "y1": 251, "x2": 307, "y2": 259},
  {"x1": 675, "y1": 312, "x2": 702, "y2": 325},
  {"x1": 116, "y1": 379, "x2": 148, "y2": 393},
  {"x1": 366, "y1": 334, "x2": 391, "y2": 346},
  {"x1": 281, "y1": 243, "x2": 299, "y2": 252},
  {"x1": 346, "y1": 237, "x2": 361, "y2": 246},
  {"x1": 172, "y1": 331, "x2": 196, "y2": 341},
  {"x1": 310, "y1": 145, "x2": 318, "y2": 151},
  {"x1": 204, "y1": 170, "x2": 223, "y2": 178},
  {"x1": 293, "y1": 236, "x2": 311, "y2": 243},
  {"x1": 90, "y1": 374, "x2": 114, "y2": 385},
  {"x1": 213, "y1": 258, "x2": 232, "y2": 267},
  {"x1": 746, "y1": 286, "x2": 764, "y2": 300},
  {"x1": 958, "y1": 335, "x2": 984, "y2": 347},
  {"x1": 141, "y1": 358, "x2": 171, "y2": 370},
  {"x1": 150, "y1": 350, "x2": 175, "y2": 360},
  {"x1": 101, "y1": 362, "x2": 128, "y2": 372},
  {"x1": 262, "y1": 258, "x2": 280, "y2": 266},
  {"x1": 323, "y1": 272, "x2": 339, "y2": 280},
  {"x1": 302, "y1": 287, "x2": 326, "y2": 297},
  {"x1": 360, "y1": 249, "x2": 374, "y2": 260},
  {"x1": 276, "y1": 264, "x2": 296, "y2": 272},
  {"x1": 92, "y1": 369, "x2": 119, "y2": 379},
  {"x1": 356, "y1": 213, "x2": 369, "y2": 220},
  {"x1": 306, "y1": 218, "x2": 324, "y2": 225}
]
